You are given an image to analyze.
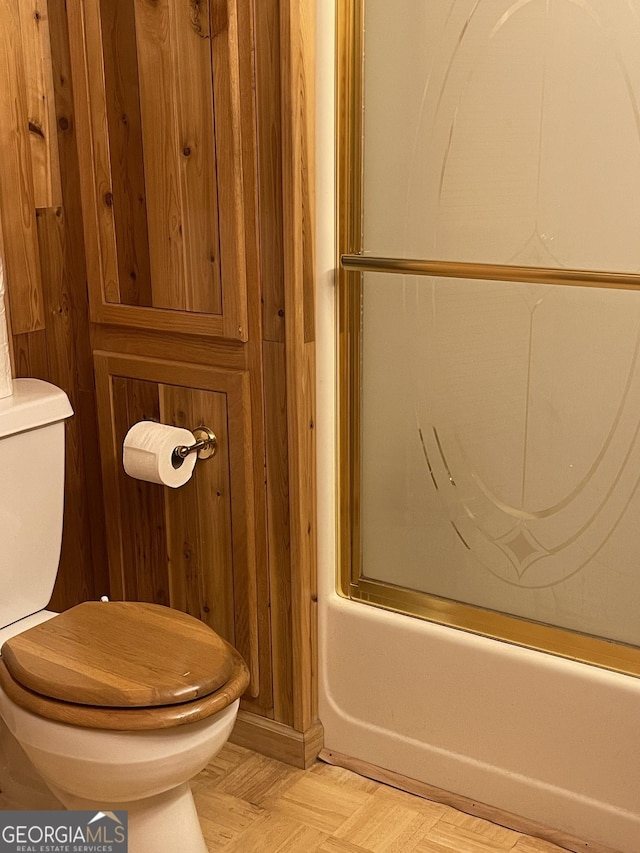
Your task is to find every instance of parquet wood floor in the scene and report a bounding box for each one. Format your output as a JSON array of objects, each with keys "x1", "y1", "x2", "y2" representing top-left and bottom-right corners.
[{"x1": 192, "y1": 743, "x2": 568, "y2": 853}]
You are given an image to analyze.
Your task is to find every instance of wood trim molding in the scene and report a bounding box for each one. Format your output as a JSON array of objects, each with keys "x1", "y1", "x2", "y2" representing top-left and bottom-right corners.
[
  {"x1": 231, "y1": 709, "x2": 324, "y2": 770},
  {"x1": 279, "y1": 0, "x2": 318, "y2": 736},
  {"x1": 319, "y1": 749, "x2": 622, "y2": 853}
]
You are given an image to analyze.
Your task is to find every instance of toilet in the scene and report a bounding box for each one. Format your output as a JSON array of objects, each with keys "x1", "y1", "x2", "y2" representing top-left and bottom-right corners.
[{"x1": 0, "y1": 378, "x2": 250, "y2": 853}]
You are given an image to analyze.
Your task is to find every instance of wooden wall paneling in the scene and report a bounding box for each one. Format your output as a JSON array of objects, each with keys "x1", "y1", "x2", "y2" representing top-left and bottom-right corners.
[
  {"x1": 132, "y1": 0, "x2": 186, "y2": 310},
  {"x1": 66, "y1": 0, "x2": 248, "y2": 340},
  {"x1": 279, "y1": 0, "x2": 318, "y2": 734},
  {"x1": 263, "y1": 341, "x2": 294, "y2": 726},
  {"x1": 17, "y1": 0, "x2": 62, "y2": 210},
  {"x1": 253, "y1": 0, "x2": 303, "y2": 729},
  {"x1": 66, "y1": 0, "x2": 121, "y2": 309},
  {"x1": 93, "y1": 326, "x2": 248, "y2": 371},
  {"x1": 169, "y1": 0, "x2": 222, "y2": 315},
  {"x1": 48, "y1": 0, "x2": 109, "y2": 606},
  {"x1": 232, "y1": 0, "x2": 275, "y2": 719},
  {"x1": 11, "y1": 330, "x2": 48, "y2": 383},
  {"x1": 188, "y1": 386, "x2": 235, "y2": 643},
  {"x1": 189, "y1": 386, "x2": 235, "y2": 643},
  {"x1": 35, "y1": 209, "x2": 95, "y2": 608},
  {"x1": 0, "y1": 0, "x2": 45, "y2": 334},
  {"x1": 93, "y1": 303, "x2": 232, "y2": 338},
  {"x1": 160, "y1": 387, "x2": 205, "y2": 616},
  {"x1": 99, "y1": 0, "x2": 153, "y2": 308},
  {"x1": 240, "y1": 373, "x2": 274, "y2": 715},
  {"x1": 111, "y1": 375, "x2": 171, "y2": 605},
  {"x1": 222, "y1": 366, "x2": 260, "y2": 697},
  {"x1": 10, "y1": 205, "x2": 105, "y2": 611},
  {"x1": 0, "y1": 0, "x2": 320, "y2": 763},
  {"x1": 94, "y1": 355, "x2": 127, "y2": 602},
  {"x1": 250, "y1": 0, "x2": 319, "y2": 741},
  {"x1": 48, "y1": 0, "x2": 98, "y2": 400},
  {"x1": 210, "y1": 0, "x2": 249, "y2": 340},
  {"x1": 254, "y1": 0, "x2": 285, "y2": 343},
  {"x1": 93, "y1": 352, "x2": 261, "y2": 698},
  {"x1": 3, "y1": 0, "x2": 108, "y2": 610},
  {"x1": 160, "y1": 386, "x2": 235, "y2": 643}
]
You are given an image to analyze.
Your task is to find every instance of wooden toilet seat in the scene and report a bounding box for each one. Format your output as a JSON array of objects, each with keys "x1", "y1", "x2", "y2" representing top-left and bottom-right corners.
[{"x1": 0, "y1": 602, "x2": 249, "y2": 730}]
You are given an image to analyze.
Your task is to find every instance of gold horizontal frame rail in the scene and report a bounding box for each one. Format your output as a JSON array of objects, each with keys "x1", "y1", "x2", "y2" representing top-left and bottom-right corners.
[
  {"x1": 341, "y1": 254, "x2": 640, "y2": 290},
  {"x1": 353, "y1": 578, "x2": 640, "y2": 679}
]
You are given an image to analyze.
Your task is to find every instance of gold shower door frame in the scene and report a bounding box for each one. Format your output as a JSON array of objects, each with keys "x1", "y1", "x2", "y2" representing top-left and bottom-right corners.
[{"x1": 336, "y1": 0, "x2": 640, "y2": 678}]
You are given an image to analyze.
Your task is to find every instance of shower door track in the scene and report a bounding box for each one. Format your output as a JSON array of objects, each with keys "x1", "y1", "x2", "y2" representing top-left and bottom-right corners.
[{"x1": 350, "y1": 576, "x2": 640, "y2": 679}]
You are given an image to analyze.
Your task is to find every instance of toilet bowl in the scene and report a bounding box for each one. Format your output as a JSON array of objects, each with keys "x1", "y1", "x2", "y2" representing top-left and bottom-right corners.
[
  {"x1": 0, "y1": 380, "x2": 250, "y2": 852},
  {"x1": 0, "y1": 602, "x2": 249, "y2": 853}
]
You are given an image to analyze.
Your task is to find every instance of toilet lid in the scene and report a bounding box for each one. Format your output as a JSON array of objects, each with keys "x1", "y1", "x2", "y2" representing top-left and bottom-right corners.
[{"x1": 0, "y1": 602, "x2": 234, "y2": 708}]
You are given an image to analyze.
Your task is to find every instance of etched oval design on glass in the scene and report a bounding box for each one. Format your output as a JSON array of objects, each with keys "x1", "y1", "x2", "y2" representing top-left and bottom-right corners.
[{"x1": 408, "y1": 279, "x2": 640, "y2": 589}]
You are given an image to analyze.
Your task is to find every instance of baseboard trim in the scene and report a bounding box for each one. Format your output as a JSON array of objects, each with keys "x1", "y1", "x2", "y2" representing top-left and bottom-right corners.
[
  {"x1": 318, "y1": 748, "x2": 622, "y2": 853},
  {"x1": 230, "y1": 710, "x2": 324, "y2": 769}
]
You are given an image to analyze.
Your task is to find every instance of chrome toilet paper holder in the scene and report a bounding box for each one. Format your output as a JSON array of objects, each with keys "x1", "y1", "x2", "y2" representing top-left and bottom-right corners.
[{"x1": 171, "y1": 426, "x2": 218, "y2": 469}]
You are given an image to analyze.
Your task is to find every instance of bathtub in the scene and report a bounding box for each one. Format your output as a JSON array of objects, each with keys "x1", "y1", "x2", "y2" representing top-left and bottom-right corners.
[{"x1": 318, "y1": 590, "x2": 640, "y2": 851}]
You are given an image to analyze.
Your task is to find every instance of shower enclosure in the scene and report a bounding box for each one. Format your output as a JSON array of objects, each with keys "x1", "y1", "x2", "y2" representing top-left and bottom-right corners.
[
  {"x1": 318, "y1": 2, "x2": 640, "y2": 850},
  {"x1": 339, "y1": 0, "x2": 640, "y2": 672}
]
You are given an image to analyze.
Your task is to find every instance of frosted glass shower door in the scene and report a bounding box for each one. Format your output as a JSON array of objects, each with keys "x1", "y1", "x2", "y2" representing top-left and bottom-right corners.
[{"x1": 353, "y1": 0, "x2": 640, "y2": 649}]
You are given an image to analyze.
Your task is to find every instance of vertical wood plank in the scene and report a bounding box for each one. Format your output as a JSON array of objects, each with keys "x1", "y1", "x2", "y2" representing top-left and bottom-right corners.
[
  {"x1": 11, "y1": 330, "x2": 48, "y2": 382},
  {"x1": 94, "y1": 354, "x2": 126, "y2": 601},
  {"x1": 235, "y1": 0, "x2": 274, "y2": 718},
  {"x1": 263, "y1": 341, "x2": 294, "y2": 725},
  {"x1": 255, "y1": 0, "x2": 285, "y2": 342},
  {"x1": 190, "y1": 388, "x2": 235, "y2": 641},
  {"x1": 160, "y1": 387, "x2": 199, "y2": 614},
  {"x1": 280, "y1": 0, "x2": 317, "y2": 732},
  {"x1": 161, "y1": 385, "x2": 235, "y2": 641},
  {"x1": 35, "y1": 208, "x2": 94, "y2": 607},
  {"x1": 211, "y1": 0, "x2": 248, "y2": 339},
  {"x1": 169, "y1": 0, "x2": 222, "y2": 314},
  {"x1": 99, "y1": 0, "x2": 153, "y2": 307},
  {"x1": 17, "y1": 0, "x2": 62, "y2": 209},
  {"x1": 66, "y1": 0, "x2": 121, "y2": 304},
  {"x1": 133, "y1": 0, "x2": 185, "y2": 309},
  {"x1": 225, "y1": 370, "x2": 259, "y2": 696},
  {"x1": 111, "y1": 376, "x2": 171, "y2": 604},
  {"x1": 0, "y1": 0, "x2": 45, "y2": 333}
]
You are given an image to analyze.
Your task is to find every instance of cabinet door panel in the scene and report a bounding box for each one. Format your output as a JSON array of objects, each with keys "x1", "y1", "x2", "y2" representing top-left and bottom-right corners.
[
  {"x1": 94, "y1": 352, "x2": 258, "y2": 695},
  {"x1": 69, "y1": 0, "x2": 248, "y2": 339}
]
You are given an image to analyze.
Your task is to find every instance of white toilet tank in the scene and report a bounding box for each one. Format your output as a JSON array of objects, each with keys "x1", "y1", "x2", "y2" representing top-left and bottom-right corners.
[{"x1": 0, "y1": 379, "x2": 73, "y2": 630}]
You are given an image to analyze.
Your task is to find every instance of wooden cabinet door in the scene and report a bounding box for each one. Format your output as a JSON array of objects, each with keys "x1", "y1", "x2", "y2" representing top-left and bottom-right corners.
[
  {"x1": 94, "y1": 351, "x2": 259, "y2": 696},
  {"x1": 69, "y1": 0, "x2": 250, "y2": 340}
]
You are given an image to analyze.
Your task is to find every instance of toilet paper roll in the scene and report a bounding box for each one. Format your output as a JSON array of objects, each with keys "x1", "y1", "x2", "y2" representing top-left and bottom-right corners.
[{"x1": 123, "y1": 421, "x2": 197, "y2": 488}]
